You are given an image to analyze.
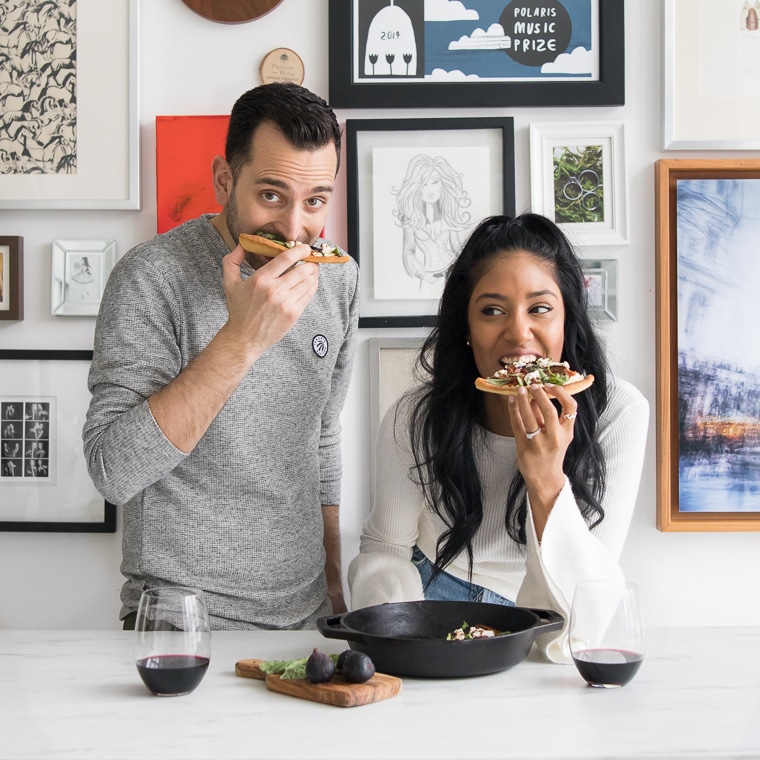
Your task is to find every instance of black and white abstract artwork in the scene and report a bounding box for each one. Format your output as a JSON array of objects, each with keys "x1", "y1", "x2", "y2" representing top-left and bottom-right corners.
[{"x1": 0, "y1": 0, "x2": 77, "y2": 175}]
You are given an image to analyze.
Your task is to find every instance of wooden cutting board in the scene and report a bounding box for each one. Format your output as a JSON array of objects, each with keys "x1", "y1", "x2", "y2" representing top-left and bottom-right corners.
[{"x1": 235, "y1": 658, "x2": 402, "y2": 708}]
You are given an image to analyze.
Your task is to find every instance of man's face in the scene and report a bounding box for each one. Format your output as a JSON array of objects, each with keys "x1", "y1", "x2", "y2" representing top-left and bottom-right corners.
[{"x1": 216, "y1": 122, "x2": 338, "y2": 259}]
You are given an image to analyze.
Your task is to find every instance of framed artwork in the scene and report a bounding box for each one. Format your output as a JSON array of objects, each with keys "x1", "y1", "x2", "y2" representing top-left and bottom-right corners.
[
  {"x1": 0, "y1": 350, "x2": 116, "y2": 532},
  {"x1": 0, "y1": 236, "x2": 24, "y2": 321},
  {"x1": 530, "y1": 121, "x2": 628, "y2": 246},
  {"x1": 347, "y1": 116, "x2": 515, "y2": 328},
  {"x1": 582, "y1": 259, "x2": 617, "y2": 321},
  {"x1": 663, "y1": 0, "x2": 760, "y2": 150},
  {"x1": 51, "y1": 239, "x2": 116, "y2": 317},
  {"x1": 0, "y1": 0, "x2": 140, "y2": 209},
  {"x1": 328, "y1": 0, "x2": 625, "y2": 108},
  {"x1": 655, "y1": 159, "x2": 760, "y2": 531},
  {"x1": 156, "y1": 115, "x2": 229, "y2": 234},
  {"x1": 368, "y1": 336, "x2": 425, "y2": 484}
]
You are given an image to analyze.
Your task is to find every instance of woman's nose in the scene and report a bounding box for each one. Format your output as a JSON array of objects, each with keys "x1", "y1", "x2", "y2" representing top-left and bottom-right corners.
[{"x1": 502, "y1": 312, "x2": 532, "y2": 343}]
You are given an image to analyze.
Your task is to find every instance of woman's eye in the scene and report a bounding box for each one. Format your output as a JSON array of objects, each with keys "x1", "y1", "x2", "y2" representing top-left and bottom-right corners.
[
  {"x1": 481, "y1": 306, "x2": 504, "y2": 316},
  {"x1": 531, "y1": 304, "x2": 552, "y2": 314}
]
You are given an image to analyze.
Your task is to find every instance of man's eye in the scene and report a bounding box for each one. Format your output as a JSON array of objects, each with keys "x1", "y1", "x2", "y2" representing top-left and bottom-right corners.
[
  {"x1": 261, "y1": 191, "x2": 280, "y2": 202},
  {"x1": 306, "y1": 197, "x2": 326, "y2": 208}
]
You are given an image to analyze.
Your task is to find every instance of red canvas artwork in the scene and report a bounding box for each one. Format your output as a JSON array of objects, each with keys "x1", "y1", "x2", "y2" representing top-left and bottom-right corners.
[{"x1": 156, "y1": 115, "x2": 229, "y2": 234}]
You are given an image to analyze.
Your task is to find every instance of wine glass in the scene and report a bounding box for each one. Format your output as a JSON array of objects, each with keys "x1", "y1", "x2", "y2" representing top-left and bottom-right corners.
[
  {"x1": 569, "y1": 579, "x2": 645, "y2": 688},
  {"x1": 134, "y1": 586, "x2": 211, "y2": 697}
]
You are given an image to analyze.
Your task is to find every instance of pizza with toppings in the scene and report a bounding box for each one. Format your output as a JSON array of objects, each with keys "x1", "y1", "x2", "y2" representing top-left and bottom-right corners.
[
  {"x1": 239, "y1": 232, "x2": 351, "y2": 264},
  {"x1": 474, "y1": 355, "x2": 594, "y2": 396}
]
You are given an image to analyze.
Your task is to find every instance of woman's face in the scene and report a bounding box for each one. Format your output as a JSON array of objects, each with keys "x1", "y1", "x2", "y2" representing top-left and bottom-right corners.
[
  {"x1": 467, "y1": 250, "x2": 565, "y2": 378},
  {"x1": 420, "y1": 170, "x2": 442, "y2": 204}
]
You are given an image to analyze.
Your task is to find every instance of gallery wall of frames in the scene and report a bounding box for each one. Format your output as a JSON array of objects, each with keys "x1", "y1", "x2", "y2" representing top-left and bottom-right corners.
[{"x1": 2, "y1": 0, "x2": 760, "y2": 632}]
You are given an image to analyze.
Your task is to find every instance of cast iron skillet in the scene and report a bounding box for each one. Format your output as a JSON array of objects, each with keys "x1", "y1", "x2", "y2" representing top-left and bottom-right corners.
[{"x1": 317, "y1": 600, "x2": 564, "y2": 678}]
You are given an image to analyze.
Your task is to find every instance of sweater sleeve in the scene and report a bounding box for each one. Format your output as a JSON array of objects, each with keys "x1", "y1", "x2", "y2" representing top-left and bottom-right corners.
[
  {"x1": 348, "y1": 403, "x2": 426, "y2": 608},
  {"x1": 83, "y1": 251, "x2": 190, "y2": 506},
  {"x1": 517, "y1": 379, "x2": 650, "y2": 663},
  {"x1": 319, "y1": 258, "x2": 360, "y2": 506}
]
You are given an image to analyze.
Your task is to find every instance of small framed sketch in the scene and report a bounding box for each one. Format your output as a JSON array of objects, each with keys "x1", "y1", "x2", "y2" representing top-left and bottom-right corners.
[
  {"x1": 0, "y1": 236, "x2": 23, "y2": 321},
  {"x1": 582, "y1": 259, "x2": 617, "y2": 321},
  {"x1": 530, "y1": 121, "x2": 628, "y2": 246},
  {"x1": 51, "y1": 239, "x2": 116, "y2": 316}
]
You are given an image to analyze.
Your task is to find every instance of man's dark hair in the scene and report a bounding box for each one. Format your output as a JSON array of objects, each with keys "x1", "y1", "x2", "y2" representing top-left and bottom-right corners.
[{"x1": 225, "y1": 83, "x2": 342, "y2": 179}]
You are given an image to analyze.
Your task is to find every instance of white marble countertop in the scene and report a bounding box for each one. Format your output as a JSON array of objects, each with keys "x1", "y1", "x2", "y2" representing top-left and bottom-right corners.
[{"x1": 1, "y1": 627, "x2": 758, "y2": 760}]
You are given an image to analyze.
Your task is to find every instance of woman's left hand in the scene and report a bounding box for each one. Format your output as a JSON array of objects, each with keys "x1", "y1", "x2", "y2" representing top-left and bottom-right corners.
[{"x1": 508, "y1": 384, "x2": 578, "y2": 533}]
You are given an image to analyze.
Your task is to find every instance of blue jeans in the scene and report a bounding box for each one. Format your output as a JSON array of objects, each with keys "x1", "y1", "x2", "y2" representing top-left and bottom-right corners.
[{"x1": 412, "y1": 547, "x2": 514, "y2": 606}]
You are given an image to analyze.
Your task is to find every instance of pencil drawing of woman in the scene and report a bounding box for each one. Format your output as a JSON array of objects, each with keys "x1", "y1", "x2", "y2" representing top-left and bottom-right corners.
[{"x1": 392, "y1": 154, "x2": 472, "y2": 286}]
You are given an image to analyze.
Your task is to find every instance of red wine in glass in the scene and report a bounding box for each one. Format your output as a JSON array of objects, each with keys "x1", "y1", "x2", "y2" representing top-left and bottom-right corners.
[
  {"x1": 572, "y1": 648, "x2": 643, "y2": 687},
  {"x1": 136, "y1": 654, "x2": 210, "y2": 696}
]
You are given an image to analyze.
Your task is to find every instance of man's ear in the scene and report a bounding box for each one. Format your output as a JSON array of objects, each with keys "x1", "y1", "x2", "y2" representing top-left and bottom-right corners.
[{"x1": 211, "y1": 155, "x2": 233, "y2": 205}]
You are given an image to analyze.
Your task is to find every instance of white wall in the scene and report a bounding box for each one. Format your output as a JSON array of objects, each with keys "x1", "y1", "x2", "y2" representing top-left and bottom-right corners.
[{"x1": 2, "y1": 0, "x2": 759, "y2": 630}]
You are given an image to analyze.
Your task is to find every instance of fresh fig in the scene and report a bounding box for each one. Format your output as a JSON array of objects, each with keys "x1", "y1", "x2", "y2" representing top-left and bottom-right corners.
[
  {"x1": 339, "y1": 650, "x2": 375, "y2": 683},
  {"x1": 336, "y1": 649, "x2": 352, "y2": 672},
  {"x1": 305, "y1": 648, "x2": 335, "y2": 684}
]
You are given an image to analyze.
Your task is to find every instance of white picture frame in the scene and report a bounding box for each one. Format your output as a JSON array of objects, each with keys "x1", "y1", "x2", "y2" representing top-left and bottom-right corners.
[
  {"x1": 663, "y1": 0, "x2": 760, "y2": 150},
  {"x1": 530, "y1": 121, "x2": 628, "y2": 247},
  {"x1": 51, "y1": 239, "x2": 116, "y2": 317},
  {"x1": 582, "y1": 259, "x2": 618, "y2": 321},
  {"x1": 368, "y1": 337, "x2": 425, "y2": 486},
  {"x1": 0, "y1": 0, "x2": 140, "y2": 209}
]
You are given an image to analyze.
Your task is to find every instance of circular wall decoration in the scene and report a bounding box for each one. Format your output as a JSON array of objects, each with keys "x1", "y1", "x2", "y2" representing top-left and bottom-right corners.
[
  {"x1": 180, "y1": 0, "x2": 284, "y2": 24},
  {"x1": 259, "y1": 48, "x2": 305, "y2": 85}
]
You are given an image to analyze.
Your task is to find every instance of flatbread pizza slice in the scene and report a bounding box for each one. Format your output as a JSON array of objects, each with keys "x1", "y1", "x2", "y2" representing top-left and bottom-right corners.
[{"x1": 475, "y1": 355, "x2": 594, "y2": 396}]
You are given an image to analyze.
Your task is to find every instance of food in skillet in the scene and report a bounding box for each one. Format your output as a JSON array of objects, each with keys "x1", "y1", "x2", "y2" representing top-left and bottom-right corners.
[
  {"x1": 475, "y1": 355, "x2": 594, "y2": 396},
  {"x1": 446, "y1": 621, "x2": 505, "y2": 640},
  {"x1": 239, "y1": 231, "x2": 350, "y2": 263}
]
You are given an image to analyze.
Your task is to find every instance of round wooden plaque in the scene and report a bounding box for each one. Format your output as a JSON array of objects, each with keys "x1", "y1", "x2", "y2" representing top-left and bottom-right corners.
[
  {"x1": 180, "y1": 0, "x2": 284, "y2": 24},
  {"x1": 259, "y1": 48, "x2": 305, "y2": 85}
]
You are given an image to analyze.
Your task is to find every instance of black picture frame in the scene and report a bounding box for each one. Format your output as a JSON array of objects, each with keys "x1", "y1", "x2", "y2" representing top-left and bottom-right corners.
[
  {"x1": 329, "y1": 0, "x2": 625, "y2": 109},
  {"x1": 347, "y1": 116, "x2": 515, "y2": 328},
  {"x1": 0, "y1": 350, "x2": 116, "y2": 533}
]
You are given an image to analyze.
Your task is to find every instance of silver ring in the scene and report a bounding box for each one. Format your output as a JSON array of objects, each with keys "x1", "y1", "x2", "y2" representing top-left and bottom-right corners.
[
  {"x1": 562, "y1": 413, "x2": 578, "y2": 421},
  {"x1": 525, "y1": 429, "x2": 541, "y2": 440}
]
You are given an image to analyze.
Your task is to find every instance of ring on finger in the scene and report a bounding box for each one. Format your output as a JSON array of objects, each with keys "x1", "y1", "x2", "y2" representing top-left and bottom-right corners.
[
  {"x1": 525, "y1": 428, "x2": 541, "y2": 440},
  {"x1": 562, "y1": 413, "x2": 578, "y2": 421}
]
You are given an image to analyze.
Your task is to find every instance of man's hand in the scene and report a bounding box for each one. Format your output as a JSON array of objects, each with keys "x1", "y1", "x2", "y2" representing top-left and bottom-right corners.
[{"x1": 221, "y1": 243, "x2": 319, "y2": 361}]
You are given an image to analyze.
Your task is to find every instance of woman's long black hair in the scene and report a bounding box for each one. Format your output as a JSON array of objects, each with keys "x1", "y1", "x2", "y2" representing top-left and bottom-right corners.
[{"x1": 402, "y1": 214, "x2": 610, "y2": 582}]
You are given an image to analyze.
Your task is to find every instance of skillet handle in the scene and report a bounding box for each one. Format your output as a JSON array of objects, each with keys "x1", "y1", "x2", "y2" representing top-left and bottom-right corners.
[
  {"x1": 526, "y1": 607, "x2": 565, "y2": 634},
  {"x1": 316, "y1": 613, "x2": 368, "y2": 645}
]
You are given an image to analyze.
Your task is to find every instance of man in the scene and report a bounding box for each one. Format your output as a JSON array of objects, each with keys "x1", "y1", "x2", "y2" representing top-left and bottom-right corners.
[{"x1": 83, "y1": 83, "x2": 359, "y2": 630}]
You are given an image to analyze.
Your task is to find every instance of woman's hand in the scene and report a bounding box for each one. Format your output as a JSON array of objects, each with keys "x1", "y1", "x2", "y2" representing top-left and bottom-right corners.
[{"x1": 508, "y1": 384, "x2": 578, "y2": 538}]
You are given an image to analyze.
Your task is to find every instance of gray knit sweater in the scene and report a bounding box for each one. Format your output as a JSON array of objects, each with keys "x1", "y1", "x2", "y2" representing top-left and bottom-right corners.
[{"x1": 83, "y1": 216, "x2": 359, "y2": 629}]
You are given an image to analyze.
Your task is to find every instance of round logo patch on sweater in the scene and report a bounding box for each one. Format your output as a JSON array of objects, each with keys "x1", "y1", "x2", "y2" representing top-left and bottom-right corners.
[{"x1": 312, "y1": 334, "x2": 329, "y2": 358}]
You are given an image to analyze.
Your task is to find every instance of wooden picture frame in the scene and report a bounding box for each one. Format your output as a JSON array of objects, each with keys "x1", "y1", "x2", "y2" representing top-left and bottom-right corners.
[
  {"x1": 655, "y1": 159, "x2": 760, "y2": 531},
  {"x1": 0, "y1": 0, "x2": 140, "y2": 209},
  {"x1": 0, "y1": 350, "x2": 116, "y2": 532},
  {"x1": 0, "y1": 236, "x2": 23, "y2": 321},
  {"x1": 329, "y1": 0, "x2": 625, "y2": 109},
  {"x1": 347, "y1": 116, "x2": 515, "y2": 328}
]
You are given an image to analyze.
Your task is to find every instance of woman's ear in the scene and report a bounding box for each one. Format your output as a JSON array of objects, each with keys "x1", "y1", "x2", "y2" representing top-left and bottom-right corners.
[{"x1": 211, "y1": 155, "x2": 233, "y2": 206}]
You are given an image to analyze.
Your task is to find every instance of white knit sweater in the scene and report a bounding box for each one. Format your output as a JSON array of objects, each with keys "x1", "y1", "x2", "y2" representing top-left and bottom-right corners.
[{"x1": 348, "y1": 378, "x2": 649, "y2": 663}]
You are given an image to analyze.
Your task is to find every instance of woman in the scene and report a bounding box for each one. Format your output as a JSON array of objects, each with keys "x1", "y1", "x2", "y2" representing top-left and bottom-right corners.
[{"x1": 348, "y1": 214, "x2": 649, "y2": 662}]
